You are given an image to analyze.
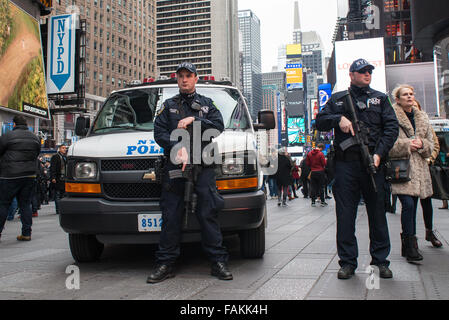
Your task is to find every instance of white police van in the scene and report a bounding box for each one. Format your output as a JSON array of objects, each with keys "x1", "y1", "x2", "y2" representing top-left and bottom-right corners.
[{"x1": 59, "y1": 78, "x2": 275, "y2": 262}]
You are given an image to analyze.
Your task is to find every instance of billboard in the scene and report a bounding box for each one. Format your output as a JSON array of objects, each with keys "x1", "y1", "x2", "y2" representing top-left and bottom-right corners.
[
  {"x1": 310, "y1": 98, "x2": 319, "y2": 121},
  {"x1": 0, "y1": 0, "x2": 49, "y2": 118},
  {"x1": 288, "y1": 117, "x2": 306, "y2": 146},
  {"x1": 318, "y1": 83, "x2": 332, "y2": 111},
  {"x1": 286, "y1": 90, "x2": 304, "y2": 117},
  {"x1": 47, "y1": 14, "x2": 77, "y2": 94},
  {"x1": 334, "y1": 37, "x2": 386, "y2": 93},
  {"x1": 286, "y1": 44, "x2": 302, "y2": 59},
  {"x1": 286, "y1": 63, "x2": 303, "y2": 90}
]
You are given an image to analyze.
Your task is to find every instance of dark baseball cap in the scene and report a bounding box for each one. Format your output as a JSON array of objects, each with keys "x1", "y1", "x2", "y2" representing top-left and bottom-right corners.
[
  {"x1": 176, "y1": 62, "x2": 197, "y2": 75},
  {"x1": 349, "y1": 58, "x2": 375, "y2": 72}
]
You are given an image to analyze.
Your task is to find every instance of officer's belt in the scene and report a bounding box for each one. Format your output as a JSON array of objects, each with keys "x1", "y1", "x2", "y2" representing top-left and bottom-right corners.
[{"x1": 335, "y1": 149, "x2": 362, "y2": 162}]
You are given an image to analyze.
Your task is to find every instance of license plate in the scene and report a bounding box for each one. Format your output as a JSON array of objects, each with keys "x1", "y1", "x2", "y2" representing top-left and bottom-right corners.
[{"x1": 138, "y1": 214, "x2": 163, "y2": 232}]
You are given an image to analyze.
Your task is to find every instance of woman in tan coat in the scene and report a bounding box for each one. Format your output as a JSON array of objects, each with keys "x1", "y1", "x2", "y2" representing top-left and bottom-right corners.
[{"x1": 389, "y1": 85, "x2": 434, "y2": 262}]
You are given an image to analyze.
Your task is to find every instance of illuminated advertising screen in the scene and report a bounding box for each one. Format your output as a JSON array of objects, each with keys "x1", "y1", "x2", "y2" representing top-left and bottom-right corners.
[
  {"x1": 334, "y1": 37, "x2": 386, "y2": 93},
  {"x1": 286, "y1": 44, "x2": 302, "y2": 59},
  {"x1": 286, "y1": 90, "x2": 304, "y2": 117},
  {"x1": 288, "y1": 117, "x2": 306, "y2": 146},
  {"x1": 318, "y1": 83, "x2": 332, "y2": 111},
  {"x1": 0, "y1": 0, "x2": 49, "y2": 118},
  {"x1": 286, "y1": 63, "x2": 303, "y2": 90}
]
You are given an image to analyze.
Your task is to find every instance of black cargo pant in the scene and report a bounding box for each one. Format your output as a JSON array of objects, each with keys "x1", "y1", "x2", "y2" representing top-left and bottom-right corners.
[
  {"x1": 155, "y1": 167, "x2": 229, "y2": 265},
  {"x1": 333, "y1": 160, "x2": 391, "y2": 269}
]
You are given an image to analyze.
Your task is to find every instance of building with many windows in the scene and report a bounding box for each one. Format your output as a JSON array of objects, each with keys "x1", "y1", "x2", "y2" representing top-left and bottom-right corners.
[
  {"x1": 156, "y1": 0, "x2": 239, "y2": 85},
  {"x1": 238, "y1": 9, "x2": 262, "y2": 121},
  {"x1": 47, "y1": 0, "x2": 158, "y2": 144}
]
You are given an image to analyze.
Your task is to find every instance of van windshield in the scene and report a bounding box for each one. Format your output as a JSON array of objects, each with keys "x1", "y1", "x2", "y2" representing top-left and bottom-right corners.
[{"x1": 91, "y1": 86, "x2": 251, "y2": 134}]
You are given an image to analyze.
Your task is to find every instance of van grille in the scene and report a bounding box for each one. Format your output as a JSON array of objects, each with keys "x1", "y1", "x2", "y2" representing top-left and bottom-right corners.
[
  {"x1": 101, "y1": 159, "x2": 156, "y2": 171},
  {"x1": 103, "y1": 183, "x2": 162, "y2": 199}
]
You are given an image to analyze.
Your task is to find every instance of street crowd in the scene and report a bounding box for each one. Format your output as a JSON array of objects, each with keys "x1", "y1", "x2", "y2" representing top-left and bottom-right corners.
[{"x1": 0, "y1": 116, "x2": 67, "y2": 241}]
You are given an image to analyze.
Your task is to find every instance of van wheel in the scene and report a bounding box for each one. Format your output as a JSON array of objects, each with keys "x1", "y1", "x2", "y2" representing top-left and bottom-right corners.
[
  {"x1": 239, "y1": 217, "x2": 265, "y2": 259},
  {"x1": 69, "y1": 234, "x2": 104, "y2": 262}
]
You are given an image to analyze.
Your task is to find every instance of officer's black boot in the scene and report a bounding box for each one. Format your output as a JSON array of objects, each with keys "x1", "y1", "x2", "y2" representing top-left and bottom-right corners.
[
  {"x1": 211, "y1": 262, "x2": 233, "y2": 280},
  {"x1": 401, "y1": 234, "x2": 423, "y2": 262},
  {"x1": 147, "y1": 264, "x2": 175, "y2": 283}
]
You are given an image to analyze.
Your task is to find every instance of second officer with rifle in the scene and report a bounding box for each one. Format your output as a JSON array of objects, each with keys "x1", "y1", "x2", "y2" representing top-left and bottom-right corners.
[
  {"x1": 147, "y1": 62, "x2": 232, "y2": 283},
  {"x1": 316, "y1": 58, "x2": 399, "y2": 280}
]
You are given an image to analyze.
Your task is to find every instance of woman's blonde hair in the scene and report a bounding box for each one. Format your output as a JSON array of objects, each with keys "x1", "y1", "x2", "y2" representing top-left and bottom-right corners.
[{"x1": 391, "y1": 84, "x2": 415, "y2": 101}]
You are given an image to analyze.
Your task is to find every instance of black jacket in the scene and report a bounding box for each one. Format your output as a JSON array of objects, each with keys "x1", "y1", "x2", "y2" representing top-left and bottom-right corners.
[
  {"x1": 275, "y1": 153, "x2": 293, "y2": 187},
  {"x1": 154, "y1": 92, "x2": 224, "y2": 163},
  {"x1": 0, "y1": 125, "x2": 41, "y2": 178},
  {"x1": 316, "y1": 85, "x2": 399, "y2": 161},
  {"x1": 50, "y1": 152, "x2": 67, "y2": 191}
]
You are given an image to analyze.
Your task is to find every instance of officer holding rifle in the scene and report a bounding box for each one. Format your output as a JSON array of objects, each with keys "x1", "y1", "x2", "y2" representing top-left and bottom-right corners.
[
  {"x1": 147, "y1": 62, "x2": 232, "y2": 283},
  {"x1": 316, "y1": 58, "x2": 399, "y2": 280}
]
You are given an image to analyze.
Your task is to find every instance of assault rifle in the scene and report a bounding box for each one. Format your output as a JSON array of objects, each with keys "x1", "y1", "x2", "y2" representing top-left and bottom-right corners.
[
  {"x1": 343, "y1": 89, "x2": 378, "y2": 193},
  {"x1": 168, "y1": 123, "x2": 201, "y2": 229}
]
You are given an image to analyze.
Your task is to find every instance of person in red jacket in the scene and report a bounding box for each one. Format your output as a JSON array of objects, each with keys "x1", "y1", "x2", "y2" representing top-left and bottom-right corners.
[{"x1": 306, "y1": 143, "x2": 327, "y2": 207}]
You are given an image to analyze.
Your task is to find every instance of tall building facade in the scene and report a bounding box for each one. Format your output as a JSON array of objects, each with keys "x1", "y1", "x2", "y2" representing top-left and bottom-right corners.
[
  {"x1": 49, "y1": 0, "x2": 158, "y2": 144},
  {"x1": 156, "y1": 0, "x2": 239, "y2": 85},
  {"x1": 302, "y1": 31, "x2": 325, "y2": 84},
  {"x1": 332, "y1": 0, "x2": 423, "y2": 65},
  {"x1": 238, "y1": 9, "x2": 262, "y2": 121}
]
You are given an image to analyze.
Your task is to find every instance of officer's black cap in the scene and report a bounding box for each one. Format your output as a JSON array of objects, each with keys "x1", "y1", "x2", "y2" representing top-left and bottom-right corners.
[
  {"x1": 176, "y1": 62, "x2": 197, "y2": 75},
  {"x1": 349, "y1": 58, "x2": 375, "y2": 72}
]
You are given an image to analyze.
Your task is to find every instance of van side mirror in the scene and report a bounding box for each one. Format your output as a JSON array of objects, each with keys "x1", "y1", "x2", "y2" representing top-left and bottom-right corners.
[
  {"x1": 253, "y1": 110, "x2": 276, "y2": 131},
  {"x1": 75, "y1": 116, "x2": 90, "y2": 137}
]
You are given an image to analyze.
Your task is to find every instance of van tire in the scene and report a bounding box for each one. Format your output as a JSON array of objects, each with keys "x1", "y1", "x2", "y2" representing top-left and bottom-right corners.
[
  {"x1": 239, "y1": 217, "x2": 265, "y2": 259},
  {"x1": 69, "y1": 234, "x2": 104, "y2": 262}
]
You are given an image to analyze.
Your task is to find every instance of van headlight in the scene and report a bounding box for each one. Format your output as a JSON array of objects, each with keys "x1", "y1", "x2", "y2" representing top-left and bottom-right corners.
[
  {"x1": 222, "y1": 158, "x2": 244, "y2": 175},
  {"x1": 74, "y1": 162, "x2": 97, "y2": 180}
]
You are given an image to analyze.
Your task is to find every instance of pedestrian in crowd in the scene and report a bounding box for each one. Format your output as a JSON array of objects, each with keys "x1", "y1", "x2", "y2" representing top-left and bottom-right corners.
[
  {"x1": 275, "y1": 148, "x2": 293, "y2": 207},
  {"x1": 50, "y1": 144, "x2": 68, "y2": 215},
  {"x1": 414, "y1": 100, "x2": 443, "y2": 248},
  {"x1": 316, "y1": 58, "x2": 399, "y2": 280},
  {"x1": 286, "y1": 152, "x2": 297, "y2": 200},
  {"x1": 292, "y1": 160, "x2": 301, "y2": 198},
  {"x1": 39, "y1": 159, "x2": 50, "y2": 205},
  {"x1": 436, "y1": 136, "x2": 449, "y2": 210},
  {"x1": 299, "y1": 155, "x2": 311, "y2": 198},
  {"x1": 306, "y1": 143, "x2": 327, "y2": 207},
  {"x1": 30, "y1": 159, "x2": 42, "y2": 217},
  {"x1": 0, "y1": 115, "x2": 41, "y2": 241},
  {"x1": 267, "y1": 170, "x2": 278, "y2": 200},
  {"x1": 389, "y1": 85, "x2": 434, "y2": 263},
  {"x1": 147, "y1": 62, "x2": 232, "y2": 283}
]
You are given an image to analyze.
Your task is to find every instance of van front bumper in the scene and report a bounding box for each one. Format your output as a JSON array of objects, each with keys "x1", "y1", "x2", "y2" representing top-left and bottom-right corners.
[{"x1": 59, "y1": 190, "x2": 266, "y2": 243}]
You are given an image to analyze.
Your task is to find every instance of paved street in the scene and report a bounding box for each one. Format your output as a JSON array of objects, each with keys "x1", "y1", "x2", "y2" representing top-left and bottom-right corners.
[{"x1": 0, "y1": 194, "x2": 449, "y2": 300}]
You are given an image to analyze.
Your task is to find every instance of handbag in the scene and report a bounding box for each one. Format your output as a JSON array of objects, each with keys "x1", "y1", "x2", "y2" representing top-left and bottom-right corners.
[
  {"x1": 385, "y1": 124, "x2": 412, "y2": 184},
  {"x1": 385, "y1": 158, "x2": 411, "y2": 183}
]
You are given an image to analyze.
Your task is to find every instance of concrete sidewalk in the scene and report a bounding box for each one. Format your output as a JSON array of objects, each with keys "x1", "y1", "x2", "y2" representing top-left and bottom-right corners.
[{"x1": 258, "y1": 194, "x2": 449, "y2": 300}]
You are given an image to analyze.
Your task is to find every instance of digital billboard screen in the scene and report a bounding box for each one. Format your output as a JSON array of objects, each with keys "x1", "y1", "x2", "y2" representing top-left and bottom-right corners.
[
  {"x1": 286, "y1": 63, "x2": 303, "y2": 90},
  {"x1": 288, "y1": 117, "x2": 306, "y2": 146},
  {"x1": 286, "y1": 90, "x2": 304, "y2": 117},
  {"x1": 0, "y1": 0, "x2": 49, "y2": 118},
  {"x1": 334, "y1": 37, "x2": 386, "y2": 93}
]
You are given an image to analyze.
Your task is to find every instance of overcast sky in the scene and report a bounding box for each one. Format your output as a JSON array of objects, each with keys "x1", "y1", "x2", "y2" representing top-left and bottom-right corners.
[{"x1": 238, "y1": 0, "x2": 344, "y2": 72}]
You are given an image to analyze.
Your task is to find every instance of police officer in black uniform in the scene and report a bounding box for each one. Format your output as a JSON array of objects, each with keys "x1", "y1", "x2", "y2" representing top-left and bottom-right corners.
[
  {"x1": 316, "y1": 59, "x2": 399, "y2": 280},
  {"x1": 147, "y1": 62, "x2": 232, "y2": 283}
]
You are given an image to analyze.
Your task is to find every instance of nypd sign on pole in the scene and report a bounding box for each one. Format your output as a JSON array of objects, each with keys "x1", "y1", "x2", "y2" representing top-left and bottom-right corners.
[{"x1": 47, "y1": 14, "x2": 77, "y2": 94}]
